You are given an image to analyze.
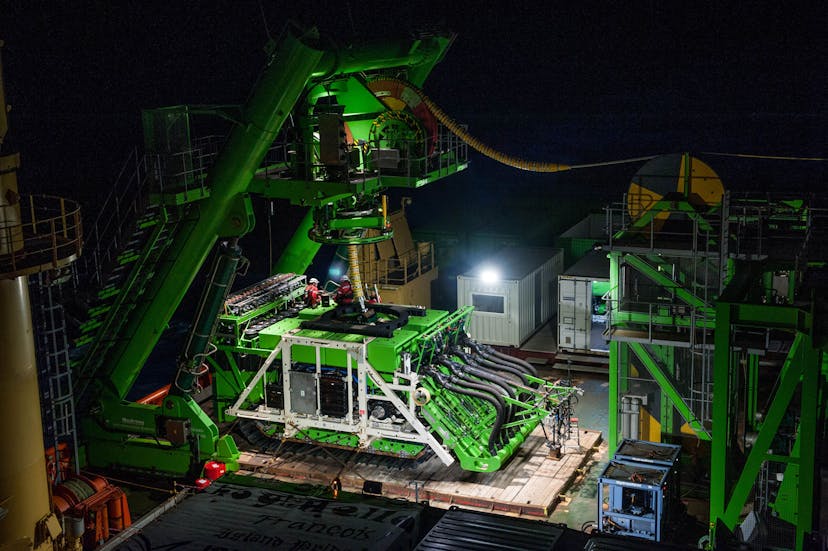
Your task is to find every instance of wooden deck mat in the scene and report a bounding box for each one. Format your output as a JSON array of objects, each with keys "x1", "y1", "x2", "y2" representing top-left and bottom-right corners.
[{"x1": 237, "y1": 427, "x2": 601, "y2": 518}]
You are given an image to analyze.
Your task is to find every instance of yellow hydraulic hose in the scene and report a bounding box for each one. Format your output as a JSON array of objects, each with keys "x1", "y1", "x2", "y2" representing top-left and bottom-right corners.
[
  {"x1": 347, "y1": 243, "x2": 365, "y2": 302},
  {"x1": 391, "y1": 78, "x2": 571, "y2": 173}
]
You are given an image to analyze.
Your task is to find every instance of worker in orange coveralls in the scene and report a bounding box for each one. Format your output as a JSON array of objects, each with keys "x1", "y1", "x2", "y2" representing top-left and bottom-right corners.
[
  {"x1": 305, "y1": 277, "x2": 320, "y2": 307},
  {"x1": 334, "y1": 275, "x2": 354, "y2": 305}
]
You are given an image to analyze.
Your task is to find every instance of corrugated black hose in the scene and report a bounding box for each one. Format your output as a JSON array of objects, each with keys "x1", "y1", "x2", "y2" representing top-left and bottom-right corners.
[
  {"x1": 453, "y1": 347, "x2": 531, "y2": 386},
  {"x1": 440, "y1": 358, "x2": 513, "y2": 442},
  {"x1": 426, "y1": 366, "x2": 504, "y2": 456}
]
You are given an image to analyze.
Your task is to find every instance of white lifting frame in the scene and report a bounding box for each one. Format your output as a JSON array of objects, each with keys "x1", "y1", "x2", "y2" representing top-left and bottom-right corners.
[{"x1": 224, "y1": 330, "x2": 454, "y2": 466}]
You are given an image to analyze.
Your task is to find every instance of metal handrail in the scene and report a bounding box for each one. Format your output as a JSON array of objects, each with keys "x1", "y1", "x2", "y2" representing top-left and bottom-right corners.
[
  {"x1": 0, "y1": 194, "x2": 83, "y2": 278},
  {"x1": 359, "y1": 242, "x2": 435, "y2": 286},
  {"x1": 75, "y1": 148, "x2": 151, "y2": 286}
]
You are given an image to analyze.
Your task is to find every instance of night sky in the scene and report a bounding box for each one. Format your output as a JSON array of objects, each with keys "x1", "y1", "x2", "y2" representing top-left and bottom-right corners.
[{"x1": 2, "y1": 1, "x2": 826, "y2": 251}]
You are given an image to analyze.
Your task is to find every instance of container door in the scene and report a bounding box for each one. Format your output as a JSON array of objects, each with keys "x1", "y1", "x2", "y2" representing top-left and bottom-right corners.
[{"x1": 558, "y1": 278, "x2": 590, "y2": 350}]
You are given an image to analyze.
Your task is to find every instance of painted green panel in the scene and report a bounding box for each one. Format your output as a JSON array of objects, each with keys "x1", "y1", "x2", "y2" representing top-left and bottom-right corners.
[{"x1": 258, "y1": 317, "x2": 304, "y2": 349}]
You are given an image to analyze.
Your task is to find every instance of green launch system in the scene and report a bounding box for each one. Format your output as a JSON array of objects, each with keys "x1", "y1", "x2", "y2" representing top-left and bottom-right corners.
[
  {"x1": 66, "y1": 23, "x2": 579, "y2": 483},
  {"x1": 2, "y1": 17, "x2": 825, "y2": 551}
]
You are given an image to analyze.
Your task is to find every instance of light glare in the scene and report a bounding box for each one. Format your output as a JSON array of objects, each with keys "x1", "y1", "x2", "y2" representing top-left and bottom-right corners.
[{"x1": 480, "y1": 268, "x2": 499, "y2": 283}]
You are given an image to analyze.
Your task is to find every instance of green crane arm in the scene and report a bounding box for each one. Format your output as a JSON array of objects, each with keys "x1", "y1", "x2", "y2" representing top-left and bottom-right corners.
[
  {"x1": 100, "y1": 25, "x2": 324, "y2": 399},
  {"x1": 97, "y1": 26, "x2": 455, "y2": 401}
]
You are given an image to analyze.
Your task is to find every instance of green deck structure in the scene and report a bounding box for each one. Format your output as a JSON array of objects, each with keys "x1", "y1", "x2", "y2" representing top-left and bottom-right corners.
[{"x1": 605, "y1": 154, "x2": 827, "y2": 550}]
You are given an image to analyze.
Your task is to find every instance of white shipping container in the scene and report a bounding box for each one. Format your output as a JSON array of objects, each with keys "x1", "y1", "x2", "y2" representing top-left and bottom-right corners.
[
  {"x1": 557, "y1": 250, "x2": 610, "y2": 353},
  {"x1": 457, "y1": 247, "x2": 564, "y2": 347}
]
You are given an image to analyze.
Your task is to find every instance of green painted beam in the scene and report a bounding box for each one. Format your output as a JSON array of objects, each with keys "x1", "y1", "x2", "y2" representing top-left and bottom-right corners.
[
  {"x1": 98, "y1": 27, "x2": 325, "y2": 400},
  {"x1": 730, "y1": 302, "x2": 812, "y2": 332},
  {"x1": 746, "y1": 353, "x2": 759, "y2": 431},
  {"x1": 609, "y1": 310, "x2": 716, "y2": 329},
  {"x1": 630, "y1": 198, "x2": 716, "y2": 233},
  {"x1": 659, "y1": 345, "x2": 675, "y2": 437},
  {"x1": 795, "y1": 340, "x2": 820, "y2": 547},
  {"x1": 721, "y1": 333, "x2": 804, "y2": 528},
  {"x1": 608, "y1": 340, "x2": 619, "y2": 454},
  {"x1": 272, "y1": 209, "x2": 321, "y2": 275},
  {"x1": 709, "y1": 302, "x2": 733, "y2": 540},
  {"x1": 623, "y1": 253, "x2": 709, "y2": 309},
  {"x1": 628, "y1": 341, "x2": 711, "y2": 440}
]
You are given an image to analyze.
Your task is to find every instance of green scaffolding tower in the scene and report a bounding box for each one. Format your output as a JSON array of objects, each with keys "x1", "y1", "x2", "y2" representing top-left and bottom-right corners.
[{"x1": 605, "y1": 154, "x2": 827, "y2": 550}]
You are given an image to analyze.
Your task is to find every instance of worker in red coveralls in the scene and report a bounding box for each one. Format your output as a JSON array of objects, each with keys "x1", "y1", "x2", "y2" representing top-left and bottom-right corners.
[
  {"x1": 305, "y1": 277, "x2": 320, "y2": 308},
  {"x1": 334, "y1": 275, "x2": 354, "y2": 305}
]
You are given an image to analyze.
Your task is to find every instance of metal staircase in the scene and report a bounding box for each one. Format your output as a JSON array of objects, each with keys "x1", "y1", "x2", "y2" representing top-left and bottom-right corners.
[{"x1": 69, "y1": 150, "x2": 186, "y2": 401}]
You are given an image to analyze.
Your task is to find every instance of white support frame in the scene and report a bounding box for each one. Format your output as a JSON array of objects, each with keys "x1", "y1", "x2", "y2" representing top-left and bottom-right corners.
[{"x1": 224, "y1": 330, "x2": 455, "y2": 466}]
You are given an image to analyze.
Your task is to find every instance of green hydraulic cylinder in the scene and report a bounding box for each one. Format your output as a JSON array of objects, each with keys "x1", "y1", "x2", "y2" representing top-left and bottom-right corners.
[
  {"x1": 98, "y1": 25, "x2": 325, "y2": 400},
  {"x1": 272, "y1": 209, "x2": 321, "y2": 275},
  {"x1": 172, "y1": 239, "x2": 242, "y2": 395}
]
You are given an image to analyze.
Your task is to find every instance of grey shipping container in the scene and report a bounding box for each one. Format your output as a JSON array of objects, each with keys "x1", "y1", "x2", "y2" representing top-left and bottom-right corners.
[
  {"x1": 458, "y1": 247, "x2": 564, "y2": 347},
  {"x1": 558, "y1": 250, "x2": 610, "y2": 353}
]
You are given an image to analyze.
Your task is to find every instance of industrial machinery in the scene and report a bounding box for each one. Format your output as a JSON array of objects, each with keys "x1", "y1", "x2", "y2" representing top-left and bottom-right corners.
[
  {"x1": 213, "y1": 274, "x2": 578, "y2": 471},
  {"x1": 62, "y1": 22, "x2": 579, "y2": 487},
  {"x1": 597, "y1": 439, "x2": 681, "y2": 541},
  {"x1": 604, "y1": 154, "x2": 828, "y2": 550}
]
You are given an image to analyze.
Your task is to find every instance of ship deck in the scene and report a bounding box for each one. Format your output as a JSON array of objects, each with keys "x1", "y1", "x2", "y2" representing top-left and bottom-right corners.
[{"x1": 236, "y1": 426, "x2": 601, "y2": 518}]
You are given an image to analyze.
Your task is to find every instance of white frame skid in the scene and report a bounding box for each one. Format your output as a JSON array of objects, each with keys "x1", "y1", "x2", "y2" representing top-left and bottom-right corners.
[{"x1": 225, "y1": 330, "x2": 454, "y2": 466}]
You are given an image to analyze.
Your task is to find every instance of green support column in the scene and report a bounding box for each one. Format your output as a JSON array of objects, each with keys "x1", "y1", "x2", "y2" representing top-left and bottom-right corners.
[
  {"x1": 795, "y1": 340, "x2": 820, "y2": 547},
  {"x1": 659, "y1": 344, "x2": 675, "y2": 438},
  {"x1": 608, "y1": 340, "x2": 630, "y2": 455},
  {"x1": 709, "y1": 302, "x2": 733, "y2": 544},
  {"x1": 745, "y1": 353, "x2": 759, "y2": 431},
  {"x1": 721, "y1": 334, "x2": 803, "y2": 527},
  {"x1": 609, "y1": 340, "x2": 619, "y2": 453}
]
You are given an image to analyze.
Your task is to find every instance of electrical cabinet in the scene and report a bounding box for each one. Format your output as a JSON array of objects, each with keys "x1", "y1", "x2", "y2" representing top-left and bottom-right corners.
[{"x1": 598, "y1": 439, "x2": 681, "y2": 541}]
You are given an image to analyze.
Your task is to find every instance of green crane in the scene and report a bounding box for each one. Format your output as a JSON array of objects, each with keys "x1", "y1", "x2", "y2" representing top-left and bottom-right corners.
[{"x1": 75, "y1": 23, "x2": 461, "y2": 476}]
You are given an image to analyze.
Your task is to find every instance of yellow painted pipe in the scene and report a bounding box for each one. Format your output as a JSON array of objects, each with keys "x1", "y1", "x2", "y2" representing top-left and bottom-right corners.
[{"x1": 0, "y1": 276, "x2": 53, "y2": 548}]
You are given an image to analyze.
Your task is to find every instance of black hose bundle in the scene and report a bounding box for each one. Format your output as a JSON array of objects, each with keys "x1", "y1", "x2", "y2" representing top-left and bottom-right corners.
[
  {"x1": 460, "y1": 334, "x2": 538, "y2": 378},
  {"x1": 491, "y1": 348, "x2": 538, "y2": 378},
  {"x1": 440, "y1": 358, "x2": 514, "y2": 441},
  {"x1": 452, "y1": 346, "x2": 530, "y2": 386},
  {"x1": 426, "y1": 366, "x2": 505, "y2": 456}
]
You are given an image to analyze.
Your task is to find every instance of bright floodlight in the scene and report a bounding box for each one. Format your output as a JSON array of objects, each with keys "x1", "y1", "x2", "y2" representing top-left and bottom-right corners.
[{"x1": 480, "y1": 268, "x2": 499, "y2": 283}]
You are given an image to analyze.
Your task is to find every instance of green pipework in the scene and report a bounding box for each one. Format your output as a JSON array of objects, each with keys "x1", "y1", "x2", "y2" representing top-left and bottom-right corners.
[
  {"x1": 608, "y1": 341, "x2": 619, "y2": 454},
  {"x1": 794, "y1": 339, "x2": 821, "y2": 547},
  {"x1": 762, "y1": 270, "x2": 774, "y2": 303},
  {"x1": 273, "y1": 209, "x2": 321, "y2": 275}
]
